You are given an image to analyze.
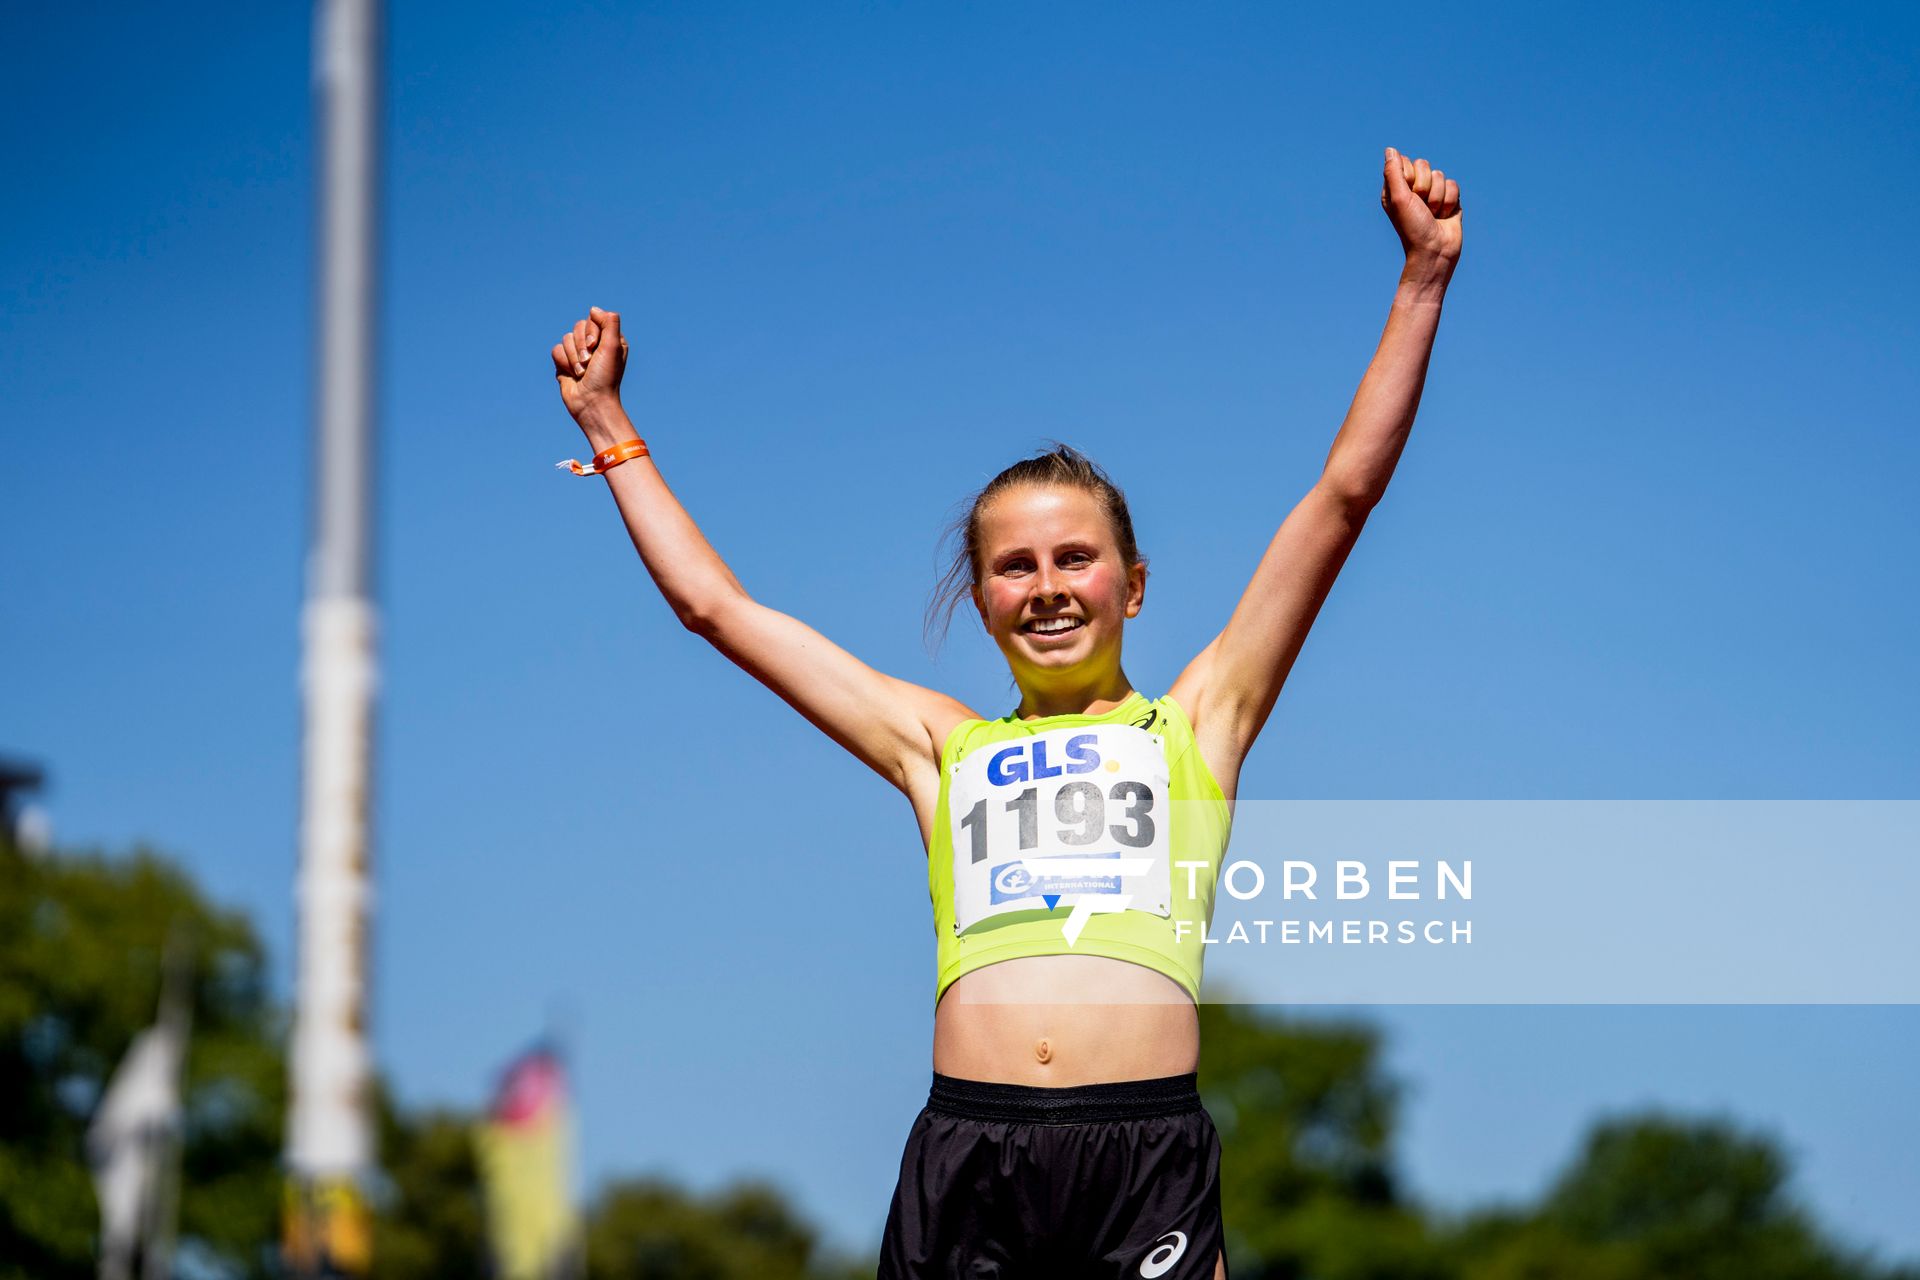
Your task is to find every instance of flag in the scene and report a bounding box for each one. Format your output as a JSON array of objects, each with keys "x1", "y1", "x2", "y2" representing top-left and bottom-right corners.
[
  {"x1": 476, "y1": 1047, "x2": 580, "y2": 1280},
  {"x1": 87, "y1": 959, "x2": 190, "y2": 1280}
]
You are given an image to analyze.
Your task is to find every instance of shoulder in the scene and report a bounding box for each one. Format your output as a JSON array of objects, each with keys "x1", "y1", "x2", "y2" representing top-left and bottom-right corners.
[
  {"x1": 870, "y1": 682, "x2": 980, "y2": 795},
  {"x1": 933, "y1": 707, "x2": 1005, "y2": 767},
  {"x1": 902, "y1": 695, "x2": 988, "y2": 844},
  {"x1": 1153, "y1": 691, "x2": 1196, "y2": 736},
  {"x1": 1157, "y1": 690, "x2": 1239, "y2": 803}
]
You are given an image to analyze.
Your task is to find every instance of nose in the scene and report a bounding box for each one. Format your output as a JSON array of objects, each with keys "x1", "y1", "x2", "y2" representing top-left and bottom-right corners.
[{"x1": 1031, "y1": 564, "x2": 1068, "y2": 606}]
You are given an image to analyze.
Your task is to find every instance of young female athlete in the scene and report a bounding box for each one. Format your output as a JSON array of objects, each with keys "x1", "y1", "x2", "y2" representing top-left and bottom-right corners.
[{"x1": 549, "y1": 148, "x2": 1462, "y2": 1279}]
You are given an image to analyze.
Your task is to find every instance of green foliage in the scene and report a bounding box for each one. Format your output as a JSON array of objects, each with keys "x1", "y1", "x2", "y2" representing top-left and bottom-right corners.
[
  {"x1": 1200, "y1": 1002, "x2": 1448, "y2": 1279},
  {"x1": 371, "y1": 1100, "x2": 488, "y2": 1280},
  {"x1": 584, "y1": 1177, "x2": 868, "y2": 1280},
  {"x1": 1442, "y1": 1114, "x2": 1920, "y2": 1280},
  {"x1": 1548, "y1": 1114, "x2": 1809, "y2": 1250},
  {"x1": 1198, "y1": 1005, "x2": 1919, "y2": 1280},
  {"x1": 0, "y1": 838, "x2": 284, "y2": 1280},
  {"x1": 1538, "y1": 1113, "x2": 1916, "y2": 1280},
  {"x1": 1442, "y1": 1211, "x2": 1642, "y2": 1280}
]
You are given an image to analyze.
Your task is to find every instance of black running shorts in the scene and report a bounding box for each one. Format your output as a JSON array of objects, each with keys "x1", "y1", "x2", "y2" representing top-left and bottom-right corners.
[{"x1": 878, "y1": 1072, "x2": 1226, "y2": 1279}]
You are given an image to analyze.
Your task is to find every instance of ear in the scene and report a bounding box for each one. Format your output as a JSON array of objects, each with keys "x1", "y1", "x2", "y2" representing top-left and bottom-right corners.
[
  {"x1": 972, "y1": 585, "x2": 990, "y2": 631},
  {"x1": 1124, "y1": 561, "x2": 1147, "y2": 618}
]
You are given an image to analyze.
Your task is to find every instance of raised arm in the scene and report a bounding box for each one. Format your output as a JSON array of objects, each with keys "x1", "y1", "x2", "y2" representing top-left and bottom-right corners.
[
  {"x1": 551, "y1": 308, "x2": 976, "y2": 806},
  {"x1": 1171, "y1": 149, "x2": 1463, "y2": 785}
]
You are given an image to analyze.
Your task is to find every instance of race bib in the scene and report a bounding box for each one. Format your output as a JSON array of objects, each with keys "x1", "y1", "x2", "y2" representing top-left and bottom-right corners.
[{"x1": 948, "y1": 723, "x2": 1172, "y2": 936}]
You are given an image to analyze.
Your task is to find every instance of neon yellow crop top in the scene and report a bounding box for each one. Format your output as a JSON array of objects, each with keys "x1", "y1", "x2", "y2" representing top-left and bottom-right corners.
[{"x1": 927, "y1": 693, "x2": 1231, "y2": 1004}]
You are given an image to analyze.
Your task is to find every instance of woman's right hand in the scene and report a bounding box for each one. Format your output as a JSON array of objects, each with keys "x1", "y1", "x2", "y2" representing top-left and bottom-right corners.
[
  {"x1": 552, "y1": 305, "x2": 631, "y2": 440},
  {"x1": 545, "y1": 299, "x2": 974, "y2": 822}
]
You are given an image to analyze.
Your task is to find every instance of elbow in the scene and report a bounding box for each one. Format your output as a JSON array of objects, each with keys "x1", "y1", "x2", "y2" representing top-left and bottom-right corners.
[
  {"x1": 1313, "y1": 473, "x2": 1383, "y2": 522},
  {"x1": 677, "y1": 599, "x2": 722, "y2": 638},
  {"x1": 676, "y1": 589, "x2": 743, "y2": 640}
]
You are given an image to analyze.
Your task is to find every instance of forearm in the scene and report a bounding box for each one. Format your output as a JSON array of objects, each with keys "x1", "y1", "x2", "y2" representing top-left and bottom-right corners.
[
  {"x1": 1319, "y1": 258, "x2": 1452, "y2": 510},
  {"x1": 579, "y1": 404, "x2": 748, "y2": 631}
]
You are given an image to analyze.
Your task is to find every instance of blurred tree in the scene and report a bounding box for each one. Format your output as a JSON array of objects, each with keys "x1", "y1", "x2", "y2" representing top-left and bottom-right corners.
[
  {"x1": 1443, "y1": 1114, "x2": 1920, "y2": 1280},
  {"x1": 1199, "y1": 1002, "x2": 1448, "y2": 1279},
  {"x1": 1544, "y1": 1114, "x2": 1917, "y2": 1280},
  {"x1": 0, "y1": 837, "x2": 283, "y2": 1279},
  {"x1": 371, "y1": 1100, "x2": 489, "y2": 1279},
  {"x1": 584, "y1": 1177, "x2": 869, "y2": 1280}
]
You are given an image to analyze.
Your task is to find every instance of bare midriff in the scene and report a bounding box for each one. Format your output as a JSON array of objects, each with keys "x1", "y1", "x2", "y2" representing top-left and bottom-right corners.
[{"x1": 932, "y1": 955, "x2": 1199, "y2": 1086}]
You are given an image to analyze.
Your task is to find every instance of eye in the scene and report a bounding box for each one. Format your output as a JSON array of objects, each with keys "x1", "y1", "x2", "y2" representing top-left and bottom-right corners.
[
  {"x1": 1059, "y1": 550, "x2": 1094, "y2": 568},
  {"x1": 998, "y1": 557, "x2": 1034, "y2": 577}
]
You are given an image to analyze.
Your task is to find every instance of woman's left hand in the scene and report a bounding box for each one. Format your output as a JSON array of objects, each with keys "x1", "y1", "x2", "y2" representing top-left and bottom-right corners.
[{"x1": 1381, "y1": 147, "x2": 1463, "y2": 277}]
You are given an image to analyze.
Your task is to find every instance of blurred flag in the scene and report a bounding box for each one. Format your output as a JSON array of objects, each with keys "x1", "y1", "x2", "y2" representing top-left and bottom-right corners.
[
  {"x1": 476, "y1": 1046, "x2": 581, "y2": 1280},
  {"x1": 87, "y1": 953, "x2": 191, "y2": 1280}
]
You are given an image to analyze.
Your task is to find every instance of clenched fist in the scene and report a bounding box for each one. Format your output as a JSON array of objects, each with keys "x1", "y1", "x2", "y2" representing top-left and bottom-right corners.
[
  {"x1": 552, "y1": 305, "x2": 630, "y2": 437},
  {"x1": 1381, "y1": 148, "x2": 1462, "y2": 274}
]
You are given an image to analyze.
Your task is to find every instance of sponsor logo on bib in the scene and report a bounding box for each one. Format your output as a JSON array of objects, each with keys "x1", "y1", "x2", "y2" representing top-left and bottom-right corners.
[{"x1": 989, "y1": 853, "x2": 1123, "y2": 905}]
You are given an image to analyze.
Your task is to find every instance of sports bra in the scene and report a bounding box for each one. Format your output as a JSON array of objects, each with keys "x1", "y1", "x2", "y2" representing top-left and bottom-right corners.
[{"x1": 927, "y1": 692, "x2": 1232, "y2": 1004}]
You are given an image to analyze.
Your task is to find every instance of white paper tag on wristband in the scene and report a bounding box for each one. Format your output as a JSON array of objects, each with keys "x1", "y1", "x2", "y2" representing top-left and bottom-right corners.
[{"x1": 948, "y1": 723, "x2": 1172, "y2": 937}]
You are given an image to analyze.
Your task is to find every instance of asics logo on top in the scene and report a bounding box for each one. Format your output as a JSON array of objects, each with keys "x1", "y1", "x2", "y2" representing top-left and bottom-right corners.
[{"x1": 1139, "y1": 1230, "x2": 1188, "y2": 1277}]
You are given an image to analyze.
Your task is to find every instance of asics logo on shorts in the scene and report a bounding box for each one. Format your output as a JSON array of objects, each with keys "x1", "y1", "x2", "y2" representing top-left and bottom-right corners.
[{"x1": 1139, "y1": 1229, "x2": 1188, "y2": 1277}]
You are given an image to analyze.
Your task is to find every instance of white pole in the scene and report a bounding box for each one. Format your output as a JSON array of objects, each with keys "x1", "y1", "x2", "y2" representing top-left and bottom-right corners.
[{"x1": 289, "y1": 0, "x2": 380, "y2": 1272}]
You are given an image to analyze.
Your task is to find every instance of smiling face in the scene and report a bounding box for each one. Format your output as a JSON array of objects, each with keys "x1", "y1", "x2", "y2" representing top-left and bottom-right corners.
[{"x1": 971, "y1": 484, "x2": 1147, "y2": 689}]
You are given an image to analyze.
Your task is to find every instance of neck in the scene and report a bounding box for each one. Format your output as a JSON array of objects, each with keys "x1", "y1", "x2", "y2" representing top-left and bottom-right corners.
[{"x1": 1014, "y1": 667, "x2": 1137, "y2": 720}]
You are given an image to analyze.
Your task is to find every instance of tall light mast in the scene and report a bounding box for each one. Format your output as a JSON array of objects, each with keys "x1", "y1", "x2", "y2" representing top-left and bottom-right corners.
[{"x1": 287, "y1": 0, "x2": 381, "y2": 1273}]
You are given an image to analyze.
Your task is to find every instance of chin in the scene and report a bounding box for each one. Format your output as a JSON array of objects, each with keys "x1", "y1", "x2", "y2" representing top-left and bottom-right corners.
[{"x1": 1020, "y1": 641, "x2": 1101, "y2": 671}]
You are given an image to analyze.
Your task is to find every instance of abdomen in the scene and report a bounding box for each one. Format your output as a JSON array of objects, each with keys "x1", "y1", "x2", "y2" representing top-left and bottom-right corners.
[{"x1": 932, "y1": 955, "x2": 1200, "y2": 1085}]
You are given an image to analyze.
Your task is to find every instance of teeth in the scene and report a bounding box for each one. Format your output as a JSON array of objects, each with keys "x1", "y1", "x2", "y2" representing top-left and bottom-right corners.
[{"x1": 1028, "y1": 618, "x2": 1082, "y2": 634}]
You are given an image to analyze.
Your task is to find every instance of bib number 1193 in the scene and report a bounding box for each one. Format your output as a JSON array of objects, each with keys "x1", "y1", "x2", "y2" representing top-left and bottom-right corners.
[{"x1": 947, "y1": 723, "x2": 1172, "y2": 935}]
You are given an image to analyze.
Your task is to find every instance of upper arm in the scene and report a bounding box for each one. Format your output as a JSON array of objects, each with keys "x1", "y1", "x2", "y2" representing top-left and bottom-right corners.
[
  {"x1": 1171, "y1": 482, "x2": 1371, "y2": 775},
  {"x1": 693, "y1": 593, "x2": 978, "y2": 796}
]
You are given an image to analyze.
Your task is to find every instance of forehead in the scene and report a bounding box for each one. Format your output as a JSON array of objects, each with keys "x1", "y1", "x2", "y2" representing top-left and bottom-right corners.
[{"x1": 976, "y1": 484, "x2": 1115, "y2": 551}]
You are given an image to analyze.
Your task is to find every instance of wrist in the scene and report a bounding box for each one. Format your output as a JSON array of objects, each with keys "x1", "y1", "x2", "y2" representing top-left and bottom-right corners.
[
  {"x1": 1396, "y1": 256, "x2": 1453, "y2": 303},
  {"x1": 578, "y1": 402, "x2": 639, "y2": 451}
]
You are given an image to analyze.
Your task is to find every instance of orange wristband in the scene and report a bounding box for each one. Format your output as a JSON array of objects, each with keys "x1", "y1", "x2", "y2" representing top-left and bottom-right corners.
[{"x1": 556, "y1": 437, "x2": 650, "y2": 476}]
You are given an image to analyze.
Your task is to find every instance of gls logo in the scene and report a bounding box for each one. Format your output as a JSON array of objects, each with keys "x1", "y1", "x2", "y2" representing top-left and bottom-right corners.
[
  {"x1": 1139, "y1": 1230, "x2": 1188, "y2": 1277},
  {"x1": 986, "y1": 733, "x2": 1100, "y2": 786}
]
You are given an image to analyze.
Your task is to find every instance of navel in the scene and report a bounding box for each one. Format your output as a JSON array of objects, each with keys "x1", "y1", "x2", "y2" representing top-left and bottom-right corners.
[{"x1": 1034, "y1": 1037, "x2": 1053, "y2": 1064}]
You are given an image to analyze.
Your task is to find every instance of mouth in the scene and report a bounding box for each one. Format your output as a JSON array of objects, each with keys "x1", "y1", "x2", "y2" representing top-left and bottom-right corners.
[{"x1": 1021, "y1": 616, "x2": 1085, "y2": 640}]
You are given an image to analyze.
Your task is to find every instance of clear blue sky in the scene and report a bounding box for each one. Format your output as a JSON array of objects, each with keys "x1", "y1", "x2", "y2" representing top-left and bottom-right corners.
[{"x1": 4, "y1": 0, "x2": 1916, "y2": 1264}]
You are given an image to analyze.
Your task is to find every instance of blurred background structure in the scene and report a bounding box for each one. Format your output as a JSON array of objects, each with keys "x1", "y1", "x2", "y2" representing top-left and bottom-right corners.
[
  {"x1": 0, "y1": 757, "x2": 48, "y2": 853},
  {"x1": 2, "y1": 1, "x2": 1917, "y2": 1276},
  {"x1": 284, "y1": 0, "x2": 383, "y2": 1273}
]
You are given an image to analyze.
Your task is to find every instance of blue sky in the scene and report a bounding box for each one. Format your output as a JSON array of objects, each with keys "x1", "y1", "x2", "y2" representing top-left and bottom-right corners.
[{"x1": 3, "y1": 0, "x2": 1917, "y2": 1263}]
